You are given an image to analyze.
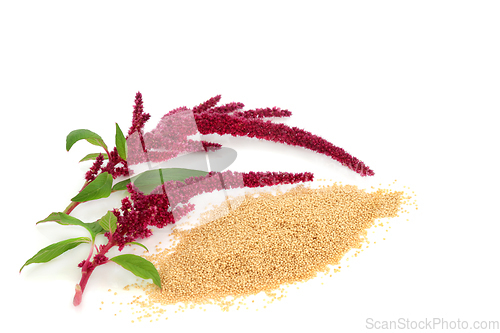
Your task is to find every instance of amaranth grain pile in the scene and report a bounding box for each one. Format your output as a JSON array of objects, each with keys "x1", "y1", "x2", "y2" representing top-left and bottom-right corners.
[{"x1": 140, "y1": 183, "x2": 405, "y2": 308}]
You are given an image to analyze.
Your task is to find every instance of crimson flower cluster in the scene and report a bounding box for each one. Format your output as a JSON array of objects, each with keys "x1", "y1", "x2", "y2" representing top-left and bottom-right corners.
[
  {"x1": 126, "y1": 107, "x2": 208, "y2": 164},
  {"x1": 126, "y1": 94, "x2": 374, "y2": 176},
  {"x1": 108, "y1": 183, "x2": 194, "y2": 251},
  {"x1": 190, "y1": 95, "x2": 374, "y2": 176},
  {"x1": 242, "y1": 171, "x2": 313, "y2": 187},
  {"x1": 85, "y1": 153, "x2": 105, "y2": 182},
  {"x1": 128, "y1": 92, "x2": 151, "y2": 138},
  {"x1": 149, "y1": 170, "x2": 313, "y2": 204},
  {"x1": 232, "y1": 107, "x2": 292, "y2": 119},
  {"x1": 77, "y1": 252, "x2": 108, "y2": 268},
  {"x1": 84, "y1": 147, "x2": 129, "y2": 182}
]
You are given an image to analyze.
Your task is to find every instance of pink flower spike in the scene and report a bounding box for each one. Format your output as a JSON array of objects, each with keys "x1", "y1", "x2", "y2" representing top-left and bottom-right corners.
[
  {"x1": 206, "y1": 102, "x2": 245, "y2": 114},
  {"x1": 150, "y1": 170, "x2": 314, "y2": 208},
  {"x1": 194, "y1": 112, "x2": 374, "y2": 177},
  {"x1": 84, "y1": 153, "x2": 105, "y2": 182},
  {"x1": 232, "y1": 107, "x2": 292, "y2": 119},
  {"x1": 192, "y1": 95, "x2": 222, "y2": 113},
  {"x1": 127, "y1": 92, "x2": 151, "y2": 138},
  {"x1": 127, "y1": 108, "x2": 205, "y2": 165}
]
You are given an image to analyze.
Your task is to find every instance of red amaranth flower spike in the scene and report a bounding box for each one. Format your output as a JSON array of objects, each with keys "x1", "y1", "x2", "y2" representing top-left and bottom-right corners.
[
  {"x1": 242, "y1": 171, "x2": 314, "y2": 187},
  {"x1": 194, "y1": 112, "x2": 374, "y2": 176},
  {"x1": 232, "y1": 107, "x2": 292, "y2": 119},
  {"x1": 126, "y1": 107, "x2": 205, "y2": 165},
  {"x1": 128, "y1": 95, "x2": 373, "y2": 176},
  {"x1": 149, "y1": 170, "x2": 314, "y2": 209},
  {"x1": 100, "y1": 147, "x2": 129, "y2": 179},
  {"x1": 192, "y1": 94, "x2": 222, "y2": 113},
  {"x1": 84, "y1": 153, "x2": 104, "y2": 182},
  {"x1": 206, "y1": 101, "x2": 245, "y2": 114},
  {"x1": 127, "y1": 91, "x2": 151, "y2": 138},
  {"x1": 109, "y1": 183, "x2": 195, "y2": 250},
  {"x1": 93, "y1": 253, "x2": 108, "y2": 266}
]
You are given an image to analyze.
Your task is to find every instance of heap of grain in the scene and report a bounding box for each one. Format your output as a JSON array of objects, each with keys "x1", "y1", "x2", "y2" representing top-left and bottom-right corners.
[{"x1": 142, "y1": 183, "x2": 405, "y2": 307}]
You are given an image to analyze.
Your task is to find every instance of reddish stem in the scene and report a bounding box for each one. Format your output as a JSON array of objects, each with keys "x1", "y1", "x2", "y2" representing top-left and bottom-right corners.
[
  {"x1": 63, "y1": 180, "x2": 91, "y2": 214},
  {"x1": 73, "y1": 240, "x2": 115, "y2": 306},
  {"x1": 63, "y1": 201, "x2": 81, "y2": 215}
]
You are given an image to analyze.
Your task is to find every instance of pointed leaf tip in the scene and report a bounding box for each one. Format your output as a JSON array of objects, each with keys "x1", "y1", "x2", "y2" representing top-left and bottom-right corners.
[
  {"x1": 79, "y1": 153, "x2": 109, "y2": 162},
  {"x1": 115, "y1": 123, "x2": 127, "y2": 161},
  {"x1": 20, "y1": 237, "x2": 91, "y2": 273},
  {"x1": 36, "y1": 212, "x2": 104, "y2": 242},
  {"x1": 66, "y1": 129, "x2": 108, "y2": 152},
  {"x1": 110, "y1": 254, "x2": 161, "y2": 288}
]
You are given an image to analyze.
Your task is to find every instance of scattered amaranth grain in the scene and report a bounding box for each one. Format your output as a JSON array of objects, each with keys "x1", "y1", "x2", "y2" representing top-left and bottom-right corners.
[{"x1": 139, "y1": 183, "x2": 406, "y2": 308}]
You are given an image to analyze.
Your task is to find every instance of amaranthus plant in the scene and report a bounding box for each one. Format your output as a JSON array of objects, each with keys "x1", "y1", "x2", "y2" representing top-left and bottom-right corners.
[{"x1": 20, "y1": 92, "x2": 374, "y2": 306}]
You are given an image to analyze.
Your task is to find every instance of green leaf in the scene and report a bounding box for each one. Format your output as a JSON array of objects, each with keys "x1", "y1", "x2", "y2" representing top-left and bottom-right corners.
[
  {"x1": 79, "y1": 153, "x2": 109, "y2": 162},
  {"x1": 20, "y1": 237, "x2": 91, "y2": 272},
  {"x1": 66, "y1": 129, "x2": 108, "y2": 152},
  {"x1": 98, "y1": 210, "x2": 117, "y2": 233},
  {"x1": 71, "y1": 172, "x2": 113, "y2": 202},
  {"x1": 125, "y1": 242, "x2": 149, "y2": 252},
  {"x1": 86, "y1": 221, "x2": 105, "y2": 239},
  {"x1": 110, "y1": 254, "x2": 161, "y2": 288},
  {"x1": 37, "y1": 212, "x2": 104, "y2": 242},
  {"x1": 115, "y1": 123, "x2": 127, "y2": 161},
  {"x1": 112, "y1": 168, "x2": 209, "y2": 194}
]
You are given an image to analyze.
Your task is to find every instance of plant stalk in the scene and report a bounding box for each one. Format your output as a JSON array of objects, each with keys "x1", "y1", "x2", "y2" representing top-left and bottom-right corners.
[
  {"x1": 73, "y1": 240, "x2": 115, "y2": 306},
  {"x1": 63, "y1": 181, "x2": 90, "y2": 214}
]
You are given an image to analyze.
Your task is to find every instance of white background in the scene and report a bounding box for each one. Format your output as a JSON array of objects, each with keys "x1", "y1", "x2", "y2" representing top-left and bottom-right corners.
[{"x1": 1, "y1": 1, "x2": 499, "y2": 332}]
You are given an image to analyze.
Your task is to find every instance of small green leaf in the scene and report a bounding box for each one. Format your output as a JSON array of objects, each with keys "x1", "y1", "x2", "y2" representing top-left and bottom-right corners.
[
  {"x1": 112, "y1": 168, "x2": 209, "y2": 194},
  {"x1": 71, "y1": 172, "x2": 113, "y2": 202},
  {"x1": 110, "y1": 254, "x2": 161, "y2": 288},
  {"x1": 115, "y1": 123, "x2": 127, "y2": 161},
  {"x1": 98, "y1": 211, "x2": 117, "y2": 233},
  {"x1": 66, "y1": 129, "x2": 108, "y2": 152},
  {"x1": 20, "y1": 237, "x2": 91, "y2": 272},
  {"x1": 86, "y1": 221, "x2": 105, "y2": 239},
  {"x1": 37, "y1": 212, "x2": 104, "y2": 242},
  {"x1": 125, "y1": 242, "x2": 149, "y2": 252},
  {"x1": 79, "y1": 153, "x2": 109, "y2": 162}
]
